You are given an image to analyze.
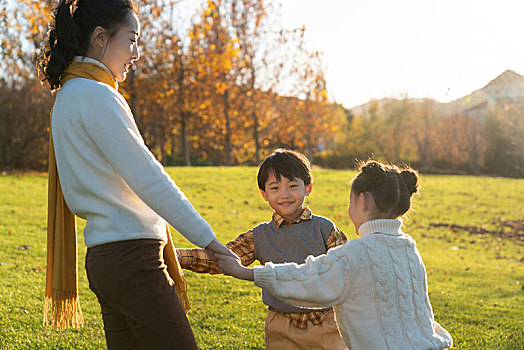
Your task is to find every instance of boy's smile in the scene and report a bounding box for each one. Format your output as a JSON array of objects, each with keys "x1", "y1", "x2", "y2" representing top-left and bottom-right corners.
[{"x1": 261, "y1": 173, "x2": 312, "y2": 223}]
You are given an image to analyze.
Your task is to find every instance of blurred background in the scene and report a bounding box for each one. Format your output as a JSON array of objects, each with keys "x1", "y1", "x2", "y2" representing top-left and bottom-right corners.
[{"x1": 1, "y1": 0, "x2": 523, "y2": 177}]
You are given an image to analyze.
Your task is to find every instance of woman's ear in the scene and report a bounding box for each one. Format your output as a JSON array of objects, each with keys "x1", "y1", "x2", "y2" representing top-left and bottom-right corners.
[{"x1": 90, "y1": 26, "x2": 109, "y2": 49}]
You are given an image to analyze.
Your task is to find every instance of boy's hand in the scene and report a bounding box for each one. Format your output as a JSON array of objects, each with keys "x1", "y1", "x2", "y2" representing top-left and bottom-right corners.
[
  {"x1": 205, "y1": 239, "x2": 238, "y2": 262},
  {"x1": 215, "y1": 253, "x2": 254, "y2": 281}
]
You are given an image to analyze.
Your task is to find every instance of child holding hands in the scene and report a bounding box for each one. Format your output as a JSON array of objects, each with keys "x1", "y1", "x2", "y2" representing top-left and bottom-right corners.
[
  {"x1": 217, "y1": 160, "x2": 453, "y2": 350},
  {"x1": 177, "y1": 148, "x2": 347, "y2": 349}
]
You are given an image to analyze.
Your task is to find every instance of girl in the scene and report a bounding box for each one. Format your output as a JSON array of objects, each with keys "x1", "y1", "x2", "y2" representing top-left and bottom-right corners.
[
  {"x1": 38, "y1": 1, "x2": 235, "y2": 349},
  {"x1": 217, "y1": 160, "x2": 453, "y2": 349}
]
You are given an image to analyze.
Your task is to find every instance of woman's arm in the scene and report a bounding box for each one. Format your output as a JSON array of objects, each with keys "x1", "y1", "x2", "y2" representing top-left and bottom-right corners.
[{"x1": 81, "y1": 85, "x2": 215, "y2": 247}]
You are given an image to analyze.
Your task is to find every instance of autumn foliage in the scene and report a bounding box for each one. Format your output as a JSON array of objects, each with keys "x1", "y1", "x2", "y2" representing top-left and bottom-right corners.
[
  {"x1": 1, "y1": 0, "x2": 522, "y2": 177},
  {"x1": 116, "y1": 0, "x2": 336, "y2": 167}
]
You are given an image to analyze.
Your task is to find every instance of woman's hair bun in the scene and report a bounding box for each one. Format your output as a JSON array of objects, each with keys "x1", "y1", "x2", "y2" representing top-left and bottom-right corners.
[
  {"x1": 360, "y1": 161, "x2": 387, "y2": 191},
  {"x1": 400, "y1": 169, "x2": 419, "y2": 195}
]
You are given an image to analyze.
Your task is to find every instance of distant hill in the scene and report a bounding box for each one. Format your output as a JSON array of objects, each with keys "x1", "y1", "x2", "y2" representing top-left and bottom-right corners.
[{"x1": 350, "y1": 70, "x2": 524, "y2": 118}]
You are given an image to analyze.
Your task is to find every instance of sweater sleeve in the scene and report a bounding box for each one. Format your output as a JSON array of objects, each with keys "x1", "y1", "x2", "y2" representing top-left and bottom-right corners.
[
  {"x1": 80, "y1": 85, "x2": 215, "y2": 248},
  {"x1": 253, "y1": 244, "x2": 351, "y2": 309}
]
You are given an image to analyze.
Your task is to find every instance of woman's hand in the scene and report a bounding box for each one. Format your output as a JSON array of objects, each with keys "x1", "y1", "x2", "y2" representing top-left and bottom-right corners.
[
  {"x1": 205, "y1": 238, "x2": 238, "y2": 261},
  {"x1": 215, "y1": 253, "x2": 254, "y2": 281}
]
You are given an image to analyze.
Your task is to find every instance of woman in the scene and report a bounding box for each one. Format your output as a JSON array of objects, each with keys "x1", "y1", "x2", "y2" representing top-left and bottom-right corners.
[{"x1": 38, "y1": 0, "x2": 235, "y2": 348}]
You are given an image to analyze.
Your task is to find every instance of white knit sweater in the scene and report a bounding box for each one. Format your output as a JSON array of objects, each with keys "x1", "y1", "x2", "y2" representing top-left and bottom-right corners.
[
  {"x1": 254, "y1": 219, "x2": 453, "y2": 350},
  {"x1": 52, "y1": 57, "x2": 216, "y2": 248}
]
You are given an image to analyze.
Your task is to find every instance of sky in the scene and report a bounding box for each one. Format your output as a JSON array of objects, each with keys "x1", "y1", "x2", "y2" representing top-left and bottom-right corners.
[{"x1": 277, "y1": 0, "x2": 524, "y2": 108}]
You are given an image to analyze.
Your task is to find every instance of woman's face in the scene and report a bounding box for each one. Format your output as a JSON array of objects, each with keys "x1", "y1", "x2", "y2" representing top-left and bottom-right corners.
[{"x1": 101, "y1": 12, "x2": 140, "y2": 82}]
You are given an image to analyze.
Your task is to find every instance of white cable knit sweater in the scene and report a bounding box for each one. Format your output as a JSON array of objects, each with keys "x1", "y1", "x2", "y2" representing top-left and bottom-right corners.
[
  {"x1": 254, "y1": 219, "x2": 453, "y2": 350},
  {"x1": 52, "y1": 57, "x2": 216, "y2": 248}
]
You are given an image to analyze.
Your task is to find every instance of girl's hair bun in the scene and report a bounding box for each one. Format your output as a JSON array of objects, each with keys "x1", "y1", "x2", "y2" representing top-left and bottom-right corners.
[
  {"x1": 360, "y1": 161, "x2": 387, "y2": 191},
  {"x1": 351, "y1": 159, "x2": 421, "y2": 218},
  {"x1": 400, "y1": 169, "x2": 419, "y2": 195}
]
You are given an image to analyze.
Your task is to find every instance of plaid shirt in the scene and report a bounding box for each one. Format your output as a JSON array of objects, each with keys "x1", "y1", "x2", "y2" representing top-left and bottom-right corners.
[{"x1": 176, "y1": 207, "x2": 348, "y2": 329}]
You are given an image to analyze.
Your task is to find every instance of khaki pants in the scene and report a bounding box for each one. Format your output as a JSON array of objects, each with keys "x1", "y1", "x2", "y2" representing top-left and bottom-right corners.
[
  {"x1": 86, "y1": 239, "x2": 198, "y2": 350},
  {"x1": 265, "y1": 310, "x2": 347, "y2": 350}
]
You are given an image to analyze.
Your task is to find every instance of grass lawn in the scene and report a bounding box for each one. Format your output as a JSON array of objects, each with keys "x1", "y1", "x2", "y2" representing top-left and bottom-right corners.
[{"x1": 0, "y1": 167, "x2": 522, "y2": 349}]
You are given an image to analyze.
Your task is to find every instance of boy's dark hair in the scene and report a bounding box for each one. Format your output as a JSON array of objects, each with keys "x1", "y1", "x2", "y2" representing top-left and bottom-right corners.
[
  {"x1": 351, "y1": 160, "x2": 419, "y2": 217},
  {"x1": 257, "y1": 149, "x2": 312, "y2": 190},
  {"x1": 38, "y1": 0, "x2": 138, "y2": 91}
]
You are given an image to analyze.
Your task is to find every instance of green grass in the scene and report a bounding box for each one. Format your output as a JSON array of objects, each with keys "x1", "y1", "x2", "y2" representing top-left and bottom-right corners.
[{"x1": 0, "y1": 167, "x2": 522, "y2": 349}]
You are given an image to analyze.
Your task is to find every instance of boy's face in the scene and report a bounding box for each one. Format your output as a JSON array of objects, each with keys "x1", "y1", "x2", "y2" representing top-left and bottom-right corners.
[{"x1": 260, "y1": 172, "x2": 312, "y2": 222}]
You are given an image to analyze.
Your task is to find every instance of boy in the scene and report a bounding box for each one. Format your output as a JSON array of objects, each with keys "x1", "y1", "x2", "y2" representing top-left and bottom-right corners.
[{"x1": 177, "y1": 148, "x2": 347, "y2": 349}]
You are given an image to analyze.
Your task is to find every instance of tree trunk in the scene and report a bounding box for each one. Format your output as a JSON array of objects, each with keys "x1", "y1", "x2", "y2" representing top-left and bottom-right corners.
[
  {"x1": 306, "y1": 132, "x2": 314, "y2": 163},
  {"x1": 181, "y1": 112, "x2": 191, "y2": 166},
  {"x1": 224, "y1": 91, "x2": 232, "y2": 166},
  {"x1": 253, "y1": 107, "x2": 260, "y2": 164}
]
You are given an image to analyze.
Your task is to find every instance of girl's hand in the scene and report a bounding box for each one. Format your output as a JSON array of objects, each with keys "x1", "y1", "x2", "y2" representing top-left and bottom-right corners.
[
  {"x1": 205, "y1": 238, "x2": 238, "y2": 261},
  {"x1": 215, "y1": 253, "x2": 254, "y2": 281}
]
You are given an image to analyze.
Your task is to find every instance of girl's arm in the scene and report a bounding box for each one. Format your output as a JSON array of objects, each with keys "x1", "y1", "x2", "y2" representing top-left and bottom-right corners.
[
  {"x1": 217, "y1": 244, "x2": 352, "y2": 309},
  {"x1": 216, "y1": 253, "x2": 254, "y2": 280}
]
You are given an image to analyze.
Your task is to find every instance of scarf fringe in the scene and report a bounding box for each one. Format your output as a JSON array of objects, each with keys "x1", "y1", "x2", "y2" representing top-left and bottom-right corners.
[
  {"x1": 43, "y1": 291, "x2": 84, "y2": 330},
  {"x1": 165, "y1": 223, "x2": 191, "y2": 312},
  {"x1": 175, "y1": 285, "x2": 191, "y2": 312}
]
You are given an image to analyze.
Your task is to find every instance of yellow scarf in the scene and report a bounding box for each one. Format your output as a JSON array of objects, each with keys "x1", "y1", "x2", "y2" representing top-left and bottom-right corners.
[{"x1": 44, "y1": 61, "x2": 190, "y2": 330}]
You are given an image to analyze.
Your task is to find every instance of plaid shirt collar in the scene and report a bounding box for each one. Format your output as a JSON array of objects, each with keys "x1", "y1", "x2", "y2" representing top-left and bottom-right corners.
[{"x1": 272, "y1": 207, "x2": 312, "y2": 228}]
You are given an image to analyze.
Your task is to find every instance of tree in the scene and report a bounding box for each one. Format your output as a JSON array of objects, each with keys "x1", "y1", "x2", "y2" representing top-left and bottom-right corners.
[
  {"x1": 0, "y1": 0, "x2": 53, "y2": 170},
  {"x1": 0, "y1": 0, "x2": 340, "y2": 170},
  {"x1": 1, "y1": 0, "x2": 53, "y2": 84},
  {"x1": 410, "y1": 100, "x2": 438, "y2": 170},
  {"x1": 484, "y1": 101, "x2": 524, "y2": 177},
  {"x1": 0, "y1": 78, "x2": 52, "y2": 170},
  {"x1": 230, "y1": 0, "x2": 269, "y2": 164},
  {"x1": 187, "y1": 0, "x2": 242, "y2": 165}
]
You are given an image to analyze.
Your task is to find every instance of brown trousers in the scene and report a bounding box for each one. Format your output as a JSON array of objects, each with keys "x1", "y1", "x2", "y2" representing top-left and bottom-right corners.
[
  {"x1": 265, "y1": 310, "x2": 348, "y2": 350},
  {"x1": 86, "y1": 239, "x2": 198, "y2": 350}
]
